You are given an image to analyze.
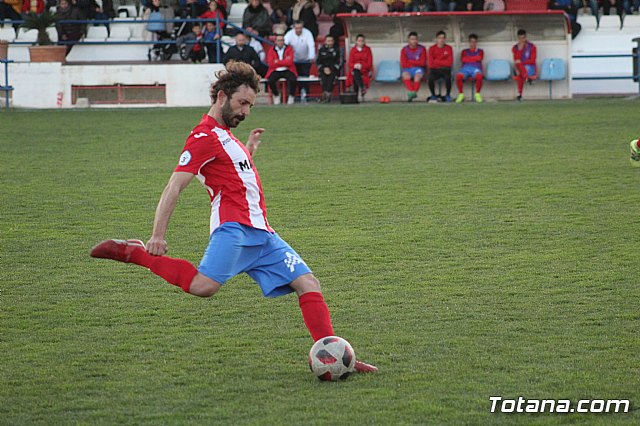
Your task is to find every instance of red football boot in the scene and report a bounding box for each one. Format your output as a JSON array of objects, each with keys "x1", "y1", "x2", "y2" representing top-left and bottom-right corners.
[
  {"x1": 90, "y1": 239, "x2": 146, "y2": 263},
  {"x1": 354, "y1": 360, "x2": 378, "y2": 373}
]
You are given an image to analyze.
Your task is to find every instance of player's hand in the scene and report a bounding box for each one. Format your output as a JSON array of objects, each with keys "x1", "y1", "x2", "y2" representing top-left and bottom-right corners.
[
  {"x1": 247, "y1": 128, "x2": 265, "y2": 152},
  {"x1": 146, "y1": 236, "x2": 168, "y2": 256}
]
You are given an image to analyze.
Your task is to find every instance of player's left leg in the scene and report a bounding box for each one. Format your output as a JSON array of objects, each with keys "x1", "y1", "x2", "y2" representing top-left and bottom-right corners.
[
  {"x1": 413, "y1": 71, "x2": 423, "y2": 95},
  {"x1": 474, "y1": 71, "x2": 483, "y2": 102},
  {"x1": 442, "y1": 68, "x2": 452, "y2": 101}
]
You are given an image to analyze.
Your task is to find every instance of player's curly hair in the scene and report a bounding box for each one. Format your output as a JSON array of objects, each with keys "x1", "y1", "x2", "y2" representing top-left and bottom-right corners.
[{"x1": 209, "y1": 61, "x2": 261, "y2": 103}]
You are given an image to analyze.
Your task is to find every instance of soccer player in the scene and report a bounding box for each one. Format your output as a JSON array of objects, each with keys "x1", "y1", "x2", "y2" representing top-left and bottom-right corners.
[
  {"x1": 512, "y1": 29, "x2": 537, "y2": 102},
  {"x1": 455, "y1": 33, "x2": 484, "y2": 103},
  {"x1": 427, "y1": 30, "x2": 453, "y2": 103},
  {"x1": 90, "y1": 61, "x2": 378, "y2": 374},
  {"x1": 400, "y1": 31, "x2": 427, "y2": 102},
  {"x1": 630, "y1": 138, "x2": 640, "y2": 167}
]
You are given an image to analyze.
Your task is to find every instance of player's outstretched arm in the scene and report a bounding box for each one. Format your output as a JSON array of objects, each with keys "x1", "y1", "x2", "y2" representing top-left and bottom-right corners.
[
  {"x1": 246, "y1": 128, "x2": 265, "y2": 156},
  {"x1": 147, "y1": 171, "x2": 194, "y2": 255}
]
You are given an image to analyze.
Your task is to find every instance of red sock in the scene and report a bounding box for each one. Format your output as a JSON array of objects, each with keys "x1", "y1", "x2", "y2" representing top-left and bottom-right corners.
[
  {"x1": 515, "y1": 75, "x2": 524, "y2": 95},
  {"x1": 403, "y1": 79, "x2": 413, "y2": 91},
  {"x1": 129, "y1": 248, "x2": 197, "y2": 293},
  {"x1": 298, "y1": 292, "x2": 334, "y2": 341},
  {"x1": 413, "y1": 80, "x2": 421, "y2": 92},
  {"x1": 455, "y1": 74, "x2": 464, "y2": 93},
  {"x1": 475, "y1": 73, "x2": 483, "y2": 93}
]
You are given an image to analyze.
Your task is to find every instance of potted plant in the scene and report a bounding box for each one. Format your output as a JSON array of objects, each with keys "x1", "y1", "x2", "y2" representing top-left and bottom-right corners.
[
  {"x1": 20, "y1": 11, "x2": 67, "y2": 63},
  {"x1": 0, "y1": 39, "x2": 8, "y2": 61}
]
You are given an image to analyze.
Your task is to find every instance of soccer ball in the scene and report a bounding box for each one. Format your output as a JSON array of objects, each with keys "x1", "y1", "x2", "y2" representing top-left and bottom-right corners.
[{"x1": 308, "y1": 336, "x2": 356, "y2": 381}]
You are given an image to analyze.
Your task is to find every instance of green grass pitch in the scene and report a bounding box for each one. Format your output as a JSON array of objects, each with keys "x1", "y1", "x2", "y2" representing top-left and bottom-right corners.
[{"x1": 1, "y1": 99, "x2": 639, "y2": 425}]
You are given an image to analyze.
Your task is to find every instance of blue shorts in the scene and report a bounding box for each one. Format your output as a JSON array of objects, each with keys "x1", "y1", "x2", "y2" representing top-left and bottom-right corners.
[
  {"x1": 458, "y1": 66, "x2": 482, "y2": 80},
  {"x1": 402, "y1": 67, "x2": 425, "y2": 78},
  {"x1": 516, "y1": 64, "x2": 536, "y2": 77},
  {"x1": 198, "y1": 222, "x2": 312, "y2": 298}
]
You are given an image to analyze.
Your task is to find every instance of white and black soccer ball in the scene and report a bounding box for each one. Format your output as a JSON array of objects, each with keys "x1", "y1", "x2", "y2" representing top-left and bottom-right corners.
[{"x1": 308, "y1": 336, "x2": 356, "y2": 381}]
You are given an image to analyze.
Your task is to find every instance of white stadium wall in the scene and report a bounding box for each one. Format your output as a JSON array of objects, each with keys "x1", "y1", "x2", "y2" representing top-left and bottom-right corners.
[{"x1": 4, "y1": 62, "x2": 225, "y2": 109}]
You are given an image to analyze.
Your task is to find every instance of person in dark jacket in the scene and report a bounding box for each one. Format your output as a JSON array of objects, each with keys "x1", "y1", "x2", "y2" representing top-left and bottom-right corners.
[
  {"x1": 242, "y1": 0, "x2": 272, "y2": 37},
  {"x1": 291, "y1": 0, "x2": 317, "y2": 39},
  {"x1": 316, "y1": 34, "x2": 341, "y2": 102},
  {"x1": 329, "y1": 0, "x2": 363, "y2": 41},
  {"x1": 55, "y1": 0, "x2": 85, "y2": 53},
  {"x1": 223, "y1": 32, "x2": 267, "y2": 76}
]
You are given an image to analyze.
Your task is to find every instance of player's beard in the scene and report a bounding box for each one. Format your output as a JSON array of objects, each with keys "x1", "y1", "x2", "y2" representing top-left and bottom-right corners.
[{"x1": 221, "y1": 99, "x2": 245, "y2": 128}]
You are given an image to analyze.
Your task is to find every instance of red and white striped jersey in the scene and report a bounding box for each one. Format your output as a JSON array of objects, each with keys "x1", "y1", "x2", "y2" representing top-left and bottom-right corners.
[{"x1": 175, "y1": 114, "x2": 273, "y2": 234}]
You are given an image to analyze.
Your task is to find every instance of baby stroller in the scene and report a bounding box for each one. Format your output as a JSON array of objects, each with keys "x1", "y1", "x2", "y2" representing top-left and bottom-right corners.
[{"x1": 148, "y1": 33, "x2": 176, "y2": 61}]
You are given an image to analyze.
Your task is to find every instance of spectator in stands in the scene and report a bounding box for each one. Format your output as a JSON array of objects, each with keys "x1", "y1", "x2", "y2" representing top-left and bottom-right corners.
[
  {"x1": 270, "y1": 0, "x2": 291, "y2": 35},
  {"x1": 203, "y1": 19, "x2": 222, "y2": 62},
  {"x1": 72, "y1": 0, "x2": 99, "y2": 19},
  {"x1": 435, "y1": 0, "x2": 456, "y2": 11},
  {"x1": 143, "y1": 0, "x2": 175, "y2": 40},
  {"x1": 400, "y1": 31, "x2": 427, "y2": 102},
  {"x1": 346, "y1": 33, "x2": 373, "y2": 100},
  {"x1": 512, "y1": 29, "x2": 536, "y2": 102},
  {"x1": 180, "y1": 0, "x2": 207, "y2": 18},
  {"x1": 483, "y1": 0, "x2": 504, "y2": 10},
  {"x1": 22, "y1": 0, "x2": 45, "y2": 14},
  {"x1": 291, "y1": 0, "x2": 318, "y2": 39},
  {"x1": 93, "y1": 0, "x2": 115, "y2": 22},
  {"x1": 245, "y1": 27, "x2": 266, "y2": 64},
  {"x1": 266, "y1": 34, "x2": 298, "y2": 105},
  {"x1": 329, "y1": 0, "x2": 364, "y2": 41},
  {"x1": 427, "y1": 30, "x2": 453, "y2": 103},
  {"x1": 0, "y1": 0, "x2": 22, "y2": 23},
  {"x1": 178, "y1": 23, "x2": 206, "y2": 63},
  {"x1": 224, "y1": 31, "x2": 267, "y2": 76},
  {"x1": 316, "y1": 34, "x2": 341, "y2": 103},
  {"x1": 55, "y1": 0, "x2": 84, "y2": 53},
  {"x1": 624, "y1": 0, "x2": 639, "y2": 14},
  {"x1": 577, "y1": 0, "x2": 598, "y2": 16},
  {"x1": 242, "y1": 0, "x2": 271, "y2": 37},
  {"x1": 385, "y1": 0, "x2": 412, "y2": 11},
  {"x1": 411, "y1": 0, "x2": 437, "y2": 10},
  {"x1": 455, "y1": 33, "x2": 483, "y2": 103},
  {"x1": 200, "y1": 0, "x2": 226, "y2": 32},
  {"x1": 462, "y1": 0, "x2": 483, "y2": 10},
  {"x1": 602, "y1": 0, "x2": 623, "y2": 16},
  {"x1": 284, "y1": 20, "x2": 316, "y2": 102},
  {"x1": 549, "y1": 0, "x2": 580, "y2": 39}
]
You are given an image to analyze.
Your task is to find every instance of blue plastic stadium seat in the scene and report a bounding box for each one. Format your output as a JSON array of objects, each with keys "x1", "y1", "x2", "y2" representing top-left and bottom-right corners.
[
  {"x1": 375, "y1": 60, "x2": 401, "y2": 83},
  {"x1": 486, "y1": 59, "x2": 511, "y2": 81},
  {"x1": 539, "y1": 58, "x2": 566, "y2": 81},
  {"x1": 539, "y1": 58, "x2": 566, "y2": 99}
]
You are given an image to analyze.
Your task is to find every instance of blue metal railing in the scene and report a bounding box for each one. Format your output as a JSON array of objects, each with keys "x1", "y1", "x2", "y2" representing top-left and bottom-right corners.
[
  {"x1": 571, "y1": 51, "x2": 640, "y2": 95},
  {"x1": 0, "y1": 59, "x2": 13, "y2": 110}
]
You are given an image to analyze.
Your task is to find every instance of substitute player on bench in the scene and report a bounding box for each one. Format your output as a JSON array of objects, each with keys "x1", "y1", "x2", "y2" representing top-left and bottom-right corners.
[
  {"x1": 90, "y1": 61, "x2": 377, "y2": 374},
  {"x1": 455, "y1": 33, "x2": 484, "y2": 104}
]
